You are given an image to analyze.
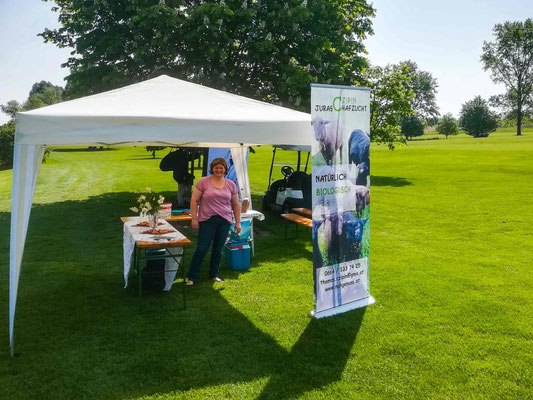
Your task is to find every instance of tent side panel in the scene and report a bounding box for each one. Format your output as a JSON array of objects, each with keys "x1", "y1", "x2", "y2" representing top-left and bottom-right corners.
[{"x1": 9, "y1": 144, "x2": 44, "y2": 356}]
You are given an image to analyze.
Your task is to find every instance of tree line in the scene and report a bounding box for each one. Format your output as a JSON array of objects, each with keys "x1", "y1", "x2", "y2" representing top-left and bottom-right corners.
[
  {"x1": 1, "y1": 2, "x2": 531, "y2": 168},
  {"x1": 436, "y1": 18, "x2": 533, "y2": 139}
]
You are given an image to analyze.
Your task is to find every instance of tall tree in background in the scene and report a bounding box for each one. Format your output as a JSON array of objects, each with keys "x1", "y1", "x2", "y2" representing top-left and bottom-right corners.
[
  {"x1": 0, "y1": 101, "x2": 23, "y2": 121},
  {"x1": 0, "y1": 81, "x2": 64, "y2": 169},
  {"x1": 394, "y1": 60, "x2": 439, "y2": 139},
  {"x1": 0, "y1": 122, "x2": 15, "y2": 169},
  {"x1": 400, "y1": 115, "x2": 424, "y2": 140},
  {"x1": 1, "y1": 82, "x2": 64, "y2": 119},
  {"x1": 459, "y1": 96, "x2": 498, "y2": 138},
  {"x1": 436, "y1": 113, "x2": 458, "y2": 139},
  {"x1": 481, "y1": 18, "x2": 533, "y2": 136},
  {"x1": 397, "y1": 60, "x2": 440, "y2": 124},
  {"x1": 362, "y1": 63, "x2": 414, "y2": 149},
  {"x1": 24, "y1": 81, "x2": 64, "y2": 111},
  {"x1": 40, "y1": 0, "x2": 375, "y2": 114}
]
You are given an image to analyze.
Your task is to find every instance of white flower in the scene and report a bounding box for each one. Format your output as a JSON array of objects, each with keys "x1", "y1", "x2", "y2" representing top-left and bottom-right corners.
[{"x1": 132, "y1": 188, "x2": 165, "y2": 216}]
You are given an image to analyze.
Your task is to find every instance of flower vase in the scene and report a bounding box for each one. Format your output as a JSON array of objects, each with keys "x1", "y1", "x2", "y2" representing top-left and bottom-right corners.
[{"x1": 148, "y1": 213, "x2": 158, "y2": 230}]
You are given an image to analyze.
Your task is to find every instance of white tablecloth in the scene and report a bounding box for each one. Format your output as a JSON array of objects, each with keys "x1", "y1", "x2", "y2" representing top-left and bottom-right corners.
[
  {"x1": 241, "y1": 209, "x2": 265, "y2": 221},
  {"x1": 123, "y1": 217, "x2": 186, "y2": 290}
]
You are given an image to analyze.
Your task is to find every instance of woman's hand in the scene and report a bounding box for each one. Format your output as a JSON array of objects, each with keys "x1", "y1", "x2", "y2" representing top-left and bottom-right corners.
[
  {"x1": 234, "y1": 222, "x2": 241, "y2": 234},
  {"x1": 191, "y1": 219, "x2": 199, "y2": 231}
]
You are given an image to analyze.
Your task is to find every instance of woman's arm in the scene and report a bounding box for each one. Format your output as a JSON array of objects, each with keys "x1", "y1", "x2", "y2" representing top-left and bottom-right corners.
[
  {"x1": 231, "y1": 193, "x2": 241, "y2": 234},
  {"x1": 190, "y1": 188, "x2": 202, "y2": 231}
]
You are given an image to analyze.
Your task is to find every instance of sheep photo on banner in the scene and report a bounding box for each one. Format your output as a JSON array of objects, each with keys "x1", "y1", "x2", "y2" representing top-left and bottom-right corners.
[{"x1": 310, "y1": 84, "x2": 375, "y2": 318}]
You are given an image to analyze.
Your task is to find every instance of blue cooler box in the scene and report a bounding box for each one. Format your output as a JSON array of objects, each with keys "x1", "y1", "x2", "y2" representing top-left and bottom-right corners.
[{"x1": 224, "y1": 243, "x2": 251, "y2": 270}]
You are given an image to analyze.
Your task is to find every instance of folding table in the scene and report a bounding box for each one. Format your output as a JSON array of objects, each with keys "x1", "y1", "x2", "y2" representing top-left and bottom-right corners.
[{"x1": 122, "y1": 217, "x2": 192, "y2": 306}]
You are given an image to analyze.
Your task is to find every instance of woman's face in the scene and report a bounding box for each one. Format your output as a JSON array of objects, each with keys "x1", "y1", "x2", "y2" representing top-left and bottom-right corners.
[{"x1": 212, "y1": 164, "x2": 226, "y2": 176}]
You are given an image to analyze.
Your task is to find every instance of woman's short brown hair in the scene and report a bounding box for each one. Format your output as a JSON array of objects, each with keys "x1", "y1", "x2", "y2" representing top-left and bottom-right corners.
[{"x1": 209, "y1": 157, "x2": 228, "y2": 175}]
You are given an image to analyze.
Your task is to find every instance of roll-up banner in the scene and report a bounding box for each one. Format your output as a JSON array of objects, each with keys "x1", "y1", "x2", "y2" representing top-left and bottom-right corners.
[{"x1": 310, "y1": 84, "x2": 375, "y2": 318}]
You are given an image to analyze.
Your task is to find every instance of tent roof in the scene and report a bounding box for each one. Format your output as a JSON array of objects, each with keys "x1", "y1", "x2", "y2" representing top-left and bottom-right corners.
[{"x1": 15, "y1": 75, "x2": 312, "y2": 147}]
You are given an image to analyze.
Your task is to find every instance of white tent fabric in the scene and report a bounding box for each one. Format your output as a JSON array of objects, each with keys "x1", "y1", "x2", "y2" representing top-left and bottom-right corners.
[
  {"x1": 15, "y1": 75, "x2": 311, "y2": 147},
  {"x1": 10, "y1": 75, "x2": 312, "y2": 355},
  {"x1": 10, "y1": 144, "x2": 45, "y2": 355},
  {"x1": 230, "y1": 147, "x2": 252, "y2": 206}
]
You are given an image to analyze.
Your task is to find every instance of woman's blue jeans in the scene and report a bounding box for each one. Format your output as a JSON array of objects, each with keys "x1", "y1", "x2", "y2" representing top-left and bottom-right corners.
[{"x1": 188, "y1": 215, "x2": 231, "y2": 282}]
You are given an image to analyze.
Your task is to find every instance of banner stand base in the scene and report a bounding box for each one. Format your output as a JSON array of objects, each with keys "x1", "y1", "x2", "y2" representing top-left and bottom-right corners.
[{"x1": 309, "y1": 295, "x2": 375, "y2": 319}]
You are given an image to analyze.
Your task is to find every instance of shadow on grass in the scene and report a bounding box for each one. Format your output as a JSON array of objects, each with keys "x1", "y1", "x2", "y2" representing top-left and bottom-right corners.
[
  {"x1": 0, "y1": 192, "x2": 365, "y2": 399},
  {"x1": 257, "y1": 309, "x2": 365, "y2": 400},
  {"x1": 371, "y1": 175, "x2": 411, "y2": 187}
]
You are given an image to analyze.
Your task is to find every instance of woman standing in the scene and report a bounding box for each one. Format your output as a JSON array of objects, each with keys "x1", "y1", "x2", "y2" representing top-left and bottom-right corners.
[{"x1": 187, "y1": 157, "x2": 241, "y2": 285}]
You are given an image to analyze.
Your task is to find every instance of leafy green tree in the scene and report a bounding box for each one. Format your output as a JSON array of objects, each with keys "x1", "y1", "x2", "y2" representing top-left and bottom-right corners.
[
  {"x1": 400, "y1": 115, "x2": 424, "y2": 140},
  {"x1": 0, "y1": 100, "x2": 23, "y2": 121},
  {"x1": 396, "y1": 60, "x2": 439, "y2": 124},
  {"x1": 459, "y1": 96, "x2": 498, "y2": 138},
  {"x1": 481, "y1": 18, "x2": 533, "y2": 136},
  {"x1": 1, "y1": 81, "x2": 64, "y2": 121},
  {"x1": 370, "y1": 60, "x2": 438, "y2": 143},
  {"x1": 0, "y1": 81, "x2": 64, "y2": 169},
  {"x1": 0, "y1": 122, "x2": 15, "y2": 169},
  {"x1": 362, "y1": 63, "x2": 414, "y2": 149},
  {"x1": 41, "y1": 0, "x2": 375, "y2": 113},
  {"x1": 489, "y1": 90, "x2": 532, "y2": 129},
  {"x1": 24, "y1": 81, "x2": 64, "y2": 110},
  {"x1": 0, "y1": 102, "x2": 21, "y2": 169},
  {"x1": 436, "y1": 113, "x2": 459, "y2": 139}
]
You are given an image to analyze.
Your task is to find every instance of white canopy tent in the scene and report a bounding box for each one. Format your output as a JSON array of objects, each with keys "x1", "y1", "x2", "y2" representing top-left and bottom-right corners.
[{"x1": 10, "y1": 75, "x2": 312, "y2": 355}]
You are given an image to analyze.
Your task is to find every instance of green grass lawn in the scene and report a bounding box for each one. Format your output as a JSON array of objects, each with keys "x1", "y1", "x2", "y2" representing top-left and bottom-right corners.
[{"x1": 0, "y1": 132, "x2": 531, "y2": 399}]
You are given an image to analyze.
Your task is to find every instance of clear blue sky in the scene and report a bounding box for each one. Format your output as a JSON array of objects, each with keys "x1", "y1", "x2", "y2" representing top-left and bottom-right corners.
[
  {"x1": 0, "y1": 0, "x2": 70, "y2": 124},
  {"x1": 365, "y1": 0, "x2": 530, "y2": 118},
  {"x1": 0, "y1": 0, "x2": 531, "y2": 125}
]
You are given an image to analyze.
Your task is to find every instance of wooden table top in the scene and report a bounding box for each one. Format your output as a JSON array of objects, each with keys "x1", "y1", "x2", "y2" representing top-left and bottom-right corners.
[
  {"x1": 291, "y1": 208, "x2": 312, "y2": 218},
  {"x1": 121, "y1": 216, "x2": 192, "y2": 249},
  {"x1": 121, "y1": 215, "x2": 191, "y2": 223},
  {"x1": 281, "y1": 212, "x2": 313, "y2": 228},
  {"x1": 165, "y1": 214, "x2": 192, "y2": 222},
  {"x1": 135, "y1": 237, "x2": 191, "y2": 249}
]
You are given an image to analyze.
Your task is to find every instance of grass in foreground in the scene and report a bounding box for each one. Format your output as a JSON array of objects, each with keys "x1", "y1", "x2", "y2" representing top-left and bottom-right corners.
[{"x1": 0, "y1": 132, "x2": 531, "y2": 399}]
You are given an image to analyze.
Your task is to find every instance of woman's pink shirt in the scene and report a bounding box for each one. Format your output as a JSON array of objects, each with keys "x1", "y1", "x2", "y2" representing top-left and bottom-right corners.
[{"x1": 196, "y1": 176, "x2": 237, "y2": 223}]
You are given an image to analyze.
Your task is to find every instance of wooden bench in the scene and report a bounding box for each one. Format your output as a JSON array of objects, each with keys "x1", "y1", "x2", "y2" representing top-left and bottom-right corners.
[
  {"x1": 291, "y1": 208, "x2": 312, "y2": 218},
  {"x1": 281, "y1": 213, "x2": 312, "y2": 238}
]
